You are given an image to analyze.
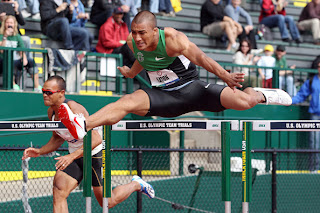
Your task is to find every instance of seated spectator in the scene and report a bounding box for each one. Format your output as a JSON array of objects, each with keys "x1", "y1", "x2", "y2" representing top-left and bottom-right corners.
[
  {"x1": 273, "y1": 45, "x2": 296, "y2": 96},
  {"x1": 158, "y1": 0, "x2": 175, "y2": 17},
  {"x1": 257, "y1": 44, "x2": 275, "y2": 88},
  {"x1": 90, "y1": 0, "x2": 136, "y2": 30},
  {"x1": 233, "y1": 39, "x2": 261, "y2": 88},
  {"x1": 39, "y1": 0, "x2": 91, "y2": 51},
  {"x1": 297, "y1": 0, "x2": 320, "y2": 45},
  {"x1": 67, "y1": 0, "x2": 93, "y2": 49},
  {"x1": 224, "y1": 0, "x2": 257, "y2": 49},
  {"x1": 259, "y1": 0, "x2": 301, "y2": 43},
  {"x1": 16, "y1": 0, "x2": 40, "y2": 19},
  {"x1": 0, "y1": 15, "x2": 41, "y2": 91},
  {"x1": 201, "y1": 0, "x2": 242, "y2": 51},
  {"x1": 96, "y1": 7, "x2": 135, "y2": 67},
  {"x1": 135, "y1": 0, "x2": 159, "y2": 14}
]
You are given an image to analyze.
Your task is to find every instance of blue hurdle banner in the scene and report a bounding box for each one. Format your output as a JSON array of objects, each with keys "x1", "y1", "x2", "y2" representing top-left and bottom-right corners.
[
  {"x1": 240, "y1": 120, "x2": 320, "y2": 131},
  {"x1": 112, "y1": 120, "x2": 239, "y2": 131},
  {"x1": 0, "y1": 121, "x2": 66, "y2": 131}
]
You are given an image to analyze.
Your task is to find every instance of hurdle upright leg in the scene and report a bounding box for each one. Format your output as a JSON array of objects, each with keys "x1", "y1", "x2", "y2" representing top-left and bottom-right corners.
[
  {"x1": 83, "y1": 131, "x2": 92, "y2": 213},
  {"x1": 242, "y1": 122, "x2": 252, "y2": 213},
  {"x1": 103, "y1": 125, "x2": 112, "y2": 213},
  {"x1": 221, "y1": 122, "x2": 231, "y2": 213}
]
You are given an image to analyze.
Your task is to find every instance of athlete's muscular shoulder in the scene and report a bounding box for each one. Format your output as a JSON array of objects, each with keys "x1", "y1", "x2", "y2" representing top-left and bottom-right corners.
[
  {"x1": 164, "y1": 27, "x2": 190, "y2": 57},
  {"x1": 67, "y1": 101, "x2": 89, "y2": 118}
]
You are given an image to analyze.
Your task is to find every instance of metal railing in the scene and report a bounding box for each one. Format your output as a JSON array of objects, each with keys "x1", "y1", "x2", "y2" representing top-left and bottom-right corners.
[{"x1": 1, "y1": 47, "x2": 317, "y2": 98}]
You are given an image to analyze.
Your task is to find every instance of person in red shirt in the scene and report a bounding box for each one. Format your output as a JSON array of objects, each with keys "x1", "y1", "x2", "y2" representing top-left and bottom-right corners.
[
  {"x1": 96, "y1": 7, "x2": 135, "y2": 67},
  {"x1": 259, "y1": 0, "x2": 301, "y2": 43}
]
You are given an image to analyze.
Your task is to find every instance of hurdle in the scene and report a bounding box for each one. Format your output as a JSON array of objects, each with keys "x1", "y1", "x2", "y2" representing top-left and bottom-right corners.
[
  {"x1": 239, "y1": 120, "x2": 320, "y2": 213},
  {"x1": 109, "y1": 119, "x2": 239, "y2": 213},
  {"x1": 0, "y1": 120, "x2": 239, "y2": 213}
]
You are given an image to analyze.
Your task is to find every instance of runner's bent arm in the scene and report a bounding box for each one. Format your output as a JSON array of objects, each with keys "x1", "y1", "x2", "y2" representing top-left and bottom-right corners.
[
  {"x1": 116, "y1": 33, "x2": 144, "y2": 78},
  {"x1": 61, "y1": 129, "x2": 102, "y2": 160},
  {"x1": 164, "y1": 27, "x2": 244, "y2": 89}
]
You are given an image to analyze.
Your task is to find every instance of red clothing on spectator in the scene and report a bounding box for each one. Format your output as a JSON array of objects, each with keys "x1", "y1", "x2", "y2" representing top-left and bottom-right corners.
[
  {"x1": 259, "y1": 0, "x2": 286, "y2": 22},
  {"x1": 96, "y1": 16, "x2": 129, "y2": 53}
]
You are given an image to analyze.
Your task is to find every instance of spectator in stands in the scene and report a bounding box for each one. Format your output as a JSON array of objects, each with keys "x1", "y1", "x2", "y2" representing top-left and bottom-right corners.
[
  {"x1": 158, "y1": 0, "x2": 175, "y2": 17},
  {"x1": 224, "y1": 0, "x2": 257, "y2": 49},
  {"x1": 297, "y1": 0, "x2": 320, "y2": 45},
  {"x1": 259, "y1": 0, "x2": 301, "y2": 43},
  {"x1": 0, "y1": 15, "x2": 41, "y2": 91},
  {"x1": 257, "y1": 44, "x2": 275, "y2": 88},
  {"x1": 134, "y1": 0, "x2": 159, "y2": 14},
  {"x1": 16, "y1": 0, "x2": 40, "y2": 19},
  {"x1": 233, "y1": 38, "x2": 261, "y2": 88},
  {"x1": 1, "y1": 0, "x2": 24, "y2": 23},
  {"x1": 90, "y1": 0, "x2": 137, "y2": 30},
  {"x1": 201, "y1": 0, "x2": 242, "y2": 51},
  {"x1": 292, "y1": 61, "x2": 320, "y2": 171},
  {"x1": 67, "y1": 0, "x2": 93, "y2": 49},
  {"x1": 273, "y1": 45, "x2": 296, "y2": 96},
  {"x1": 96, "y1": 7, "x2": 135, "y2": 67},
  {"x1": 1, "y1": 0, "x2": 36, "y2": 62},
  {"x1": 40, "y1": 0, "x2": 92, "y2": 51}
]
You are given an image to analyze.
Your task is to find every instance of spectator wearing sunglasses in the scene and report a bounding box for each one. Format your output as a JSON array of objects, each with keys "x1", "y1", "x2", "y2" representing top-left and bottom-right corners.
[{"x1": 22, "y1": 76, "x2": 155, "y2": 212}]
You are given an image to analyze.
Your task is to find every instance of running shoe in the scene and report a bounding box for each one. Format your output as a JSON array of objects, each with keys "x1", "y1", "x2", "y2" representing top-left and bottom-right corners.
[
  {"x1": 253, "y1": 88, "x2": 292, "y2": 106},
  {"x1": 132, "y1": 175, "x2": 155, "y2": 199},
  {"x1": 58, "y1": 103, "x2": 87, "y2": 139}
]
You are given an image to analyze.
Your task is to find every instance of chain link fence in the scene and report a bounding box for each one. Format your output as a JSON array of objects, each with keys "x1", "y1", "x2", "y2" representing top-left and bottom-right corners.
[{"x1": 1, "y1": 146, "x2": 320, "y2": 213}]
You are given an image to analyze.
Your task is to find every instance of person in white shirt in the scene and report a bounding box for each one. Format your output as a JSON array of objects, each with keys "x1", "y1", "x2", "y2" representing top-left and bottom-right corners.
[
  {"x1": 22, "y1": 76, "x2": 154, "y2": 213},
  {"x1": 257, "y1": 44, "x2": 276, "y2": 88}
]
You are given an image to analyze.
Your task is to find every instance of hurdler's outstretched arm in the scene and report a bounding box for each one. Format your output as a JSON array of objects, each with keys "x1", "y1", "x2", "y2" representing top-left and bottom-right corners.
[{"x1": 164, "y1": 27, "x2": 244, "y2": 90}]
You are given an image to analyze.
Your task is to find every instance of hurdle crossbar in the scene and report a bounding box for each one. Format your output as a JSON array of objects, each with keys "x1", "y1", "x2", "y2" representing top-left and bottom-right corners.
[
  {"x1": 240, "y1": 120, "x2": 320, "y2": 131},
  {"x1": 0, "y1": 121, "x2": 66, "y2": 131},
  {"x1": 112, "y1": 120, "x2": 239, "y2": 131}
]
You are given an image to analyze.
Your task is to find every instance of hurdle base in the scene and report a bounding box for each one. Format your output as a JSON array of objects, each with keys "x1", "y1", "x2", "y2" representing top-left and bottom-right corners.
[
  {"x1": 225, "y1": 201, "x2": 231, "y2": 213},
  {"x1": 103, "y1": 198, "x2": 109, "y2": 213},
  {"x1": 86, "y1": 197, "x2": 92, "y2": 213},
  {"x1": 242, "y1": 202, "x2": 249, "y2": 213}
]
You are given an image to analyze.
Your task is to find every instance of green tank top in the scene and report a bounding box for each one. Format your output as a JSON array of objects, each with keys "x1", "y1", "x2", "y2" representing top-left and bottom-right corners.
[{"x1": 132, "y1": 29, "x2": 176, "y2": 71}]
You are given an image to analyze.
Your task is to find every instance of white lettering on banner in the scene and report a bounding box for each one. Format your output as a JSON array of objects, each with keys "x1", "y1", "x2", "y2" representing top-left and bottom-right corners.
[{"x1": 147, "y1": 69, "x2": 179, "y2": 87}]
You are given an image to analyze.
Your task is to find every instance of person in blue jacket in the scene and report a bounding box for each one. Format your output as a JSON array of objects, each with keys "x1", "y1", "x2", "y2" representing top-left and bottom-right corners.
[{"x1": 292, "y1": 61, "x2": 320, "y2": 171}]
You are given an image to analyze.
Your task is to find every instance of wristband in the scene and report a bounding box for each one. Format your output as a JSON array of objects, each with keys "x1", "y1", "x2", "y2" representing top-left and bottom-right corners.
[{"x1": 2, "y1": 37, "x2": 7, "y2": 41}]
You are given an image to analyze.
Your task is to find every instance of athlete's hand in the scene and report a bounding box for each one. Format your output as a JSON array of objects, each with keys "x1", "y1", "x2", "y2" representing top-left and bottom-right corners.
[
  {"x1": 225, "y1": 72, "x2": 245, "y2": 91},
  {"x1": 55, "y1": 154, "x2": 74, "y2": 171},
  {"x1": 117, "y1": 66, "x2": 131, "y2": 78},
  {"x1": 22, "y1": 148, "x2": 40, "y2": 160}
]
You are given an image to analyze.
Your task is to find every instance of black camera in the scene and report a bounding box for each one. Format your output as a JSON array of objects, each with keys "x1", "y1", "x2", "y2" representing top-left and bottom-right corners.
[{"x1": 0, "y1": 3, "x2": 16, "y2": 15}]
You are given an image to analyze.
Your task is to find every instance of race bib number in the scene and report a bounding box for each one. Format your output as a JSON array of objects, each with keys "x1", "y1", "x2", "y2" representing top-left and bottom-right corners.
[{"x1": 147, "y1": 69, "x2": 179, "y2": 87}]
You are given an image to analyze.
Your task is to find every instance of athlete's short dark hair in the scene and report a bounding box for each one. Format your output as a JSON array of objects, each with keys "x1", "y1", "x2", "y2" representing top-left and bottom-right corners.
[
  {"x1": 47, "y1": 76, "x2": 66, "y2": 91},
  {"x1": 132, "y1": 11, "x2": 157, "y2": 29}
]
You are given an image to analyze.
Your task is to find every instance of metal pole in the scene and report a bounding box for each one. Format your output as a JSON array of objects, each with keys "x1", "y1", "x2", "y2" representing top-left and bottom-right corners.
[
  {"x1": 242, "y1": 122, "x2": 252, "y2": 213},
  {"x1": 272, "y1": 151, "x2": 277, "y2": 213},
  {"x1": 179, "y1": 131, "x2": 185, "y2": 176},
  {"x1": 83, "y1": 131, "x2": 92, "y2": 213},
  {"x1": 221, "y1": 122, "x2": 231, "y2": 213},
  {"x1": 137, "y1": 147, "x2": 143, "y2": 213},
  {"x1": 188, "y1": 167, "x2": 204, "y2": 213},
  {"x1": 103, "y1": 126, "x2": 112, "y2": 213}
]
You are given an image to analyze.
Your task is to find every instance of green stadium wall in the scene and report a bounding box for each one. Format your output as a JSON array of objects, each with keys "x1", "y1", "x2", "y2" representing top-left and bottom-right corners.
[{"x1": 0, "y1": 92, "x2": 309, "y2": 149}]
